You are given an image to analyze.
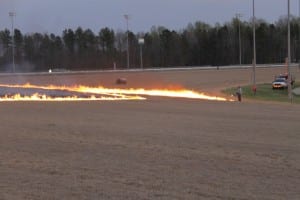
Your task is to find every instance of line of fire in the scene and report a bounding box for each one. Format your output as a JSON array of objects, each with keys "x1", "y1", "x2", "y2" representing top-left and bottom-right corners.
[{"x1": 0, "y1": 83, "x2": 229, "y2": 102}]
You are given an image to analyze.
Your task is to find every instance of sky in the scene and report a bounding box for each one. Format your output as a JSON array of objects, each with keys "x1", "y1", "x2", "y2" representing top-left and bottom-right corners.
[{"x1": 0, "y1": 0, "x2": 300, "y2": 35}]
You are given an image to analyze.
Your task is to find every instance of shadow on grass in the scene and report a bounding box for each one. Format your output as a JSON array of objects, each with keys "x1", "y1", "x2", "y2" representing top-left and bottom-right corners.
[{"x1": 222, "y1": 82, "x2": 300, "y2": 104}]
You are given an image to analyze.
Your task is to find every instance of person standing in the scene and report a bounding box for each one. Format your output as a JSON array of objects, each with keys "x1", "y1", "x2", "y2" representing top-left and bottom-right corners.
[
  {"x1": 236, "y1": 86, "x2": 242, "y2": 102},
  {"x1": 252, "y1": 85, "x2": 257, "y2": 95}
]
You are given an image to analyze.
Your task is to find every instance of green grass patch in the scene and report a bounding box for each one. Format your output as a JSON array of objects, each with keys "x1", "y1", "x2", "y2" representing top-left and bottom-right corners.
[{"x1": 222, "y1": 82, "x2": 300, "y2": 103}]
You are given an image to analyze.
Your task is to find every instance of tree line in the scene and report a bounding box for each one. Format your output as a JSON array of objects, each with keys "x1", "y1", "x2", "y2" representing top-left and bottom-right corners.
[{"x1": 1, "y1": 16, "x2": 300, "y2": 72}]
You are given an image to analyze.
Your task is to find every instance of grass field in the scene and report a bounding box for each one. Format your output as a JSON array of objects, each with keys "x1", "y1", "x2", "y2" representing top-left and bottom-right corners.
[{"x1": 223, "y1": 82, "x2": 300, "y2": 103}]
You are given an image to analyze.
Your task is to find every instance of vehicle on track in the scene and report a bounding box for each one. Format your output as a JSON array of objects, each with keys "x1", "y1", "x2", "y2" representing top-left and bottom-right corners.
[
  {"x1": 272, "y1": 78, "x2": 288, "y2": 89},
  {"x1": 116, "y1": 78, "x2": 127, "y2": 85}
]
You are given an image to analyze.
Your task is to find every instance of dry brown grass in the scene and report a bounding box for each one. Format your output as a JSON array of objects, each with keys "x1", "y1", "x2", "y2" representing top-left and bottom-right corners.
[{"x1": 0, "y1": 67, "x2": 299, "y2": 199}]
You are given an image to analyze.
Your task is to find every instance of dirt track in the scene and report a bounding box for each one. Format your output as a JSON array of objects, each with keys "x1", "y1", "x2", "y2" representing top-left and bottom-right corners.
[{"x1": 0, "y1": 67, "x2": 300, "y2": 199}]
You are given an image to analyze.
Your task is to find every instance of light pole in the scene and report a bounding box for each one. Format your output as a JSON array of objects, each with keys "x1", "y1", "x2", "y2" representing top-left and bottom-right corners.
[
  {"x1": 252, "y1": 0, "x2": 257, "y2": 92},
  {"x1": 124, "y1": 14, "x2": 130, "y2": 69},
  {"x1": 9, "y1": 11, "x2": 16, "y2": 73},
  {"x1": 236, "y1": 13, "x2": 243, "y2": 66},
  {"x1": 299, "y1": 0, "x2": 300, "y2": 65},
  {"x1": 138, "y1": 38, "x2": 144, "y2": 69},
  {"x1": 287, "y1": 0, "x2": 292, "y2": 101}
]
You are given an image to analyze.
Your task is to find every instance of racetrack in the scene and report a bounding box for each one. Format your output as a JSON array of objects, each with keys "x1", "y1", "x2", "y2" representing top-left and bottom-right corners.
[{"x1": 0, "y1": 67, "x2": 299, "y2": 199}]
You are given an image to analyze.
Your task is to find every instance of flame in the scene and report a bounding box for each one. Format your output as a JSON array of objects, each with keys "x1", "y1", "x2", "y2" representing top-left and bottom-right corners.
[
  {"x1": 0, "y1": 93, "x2": 145, "y2": 102},
  {"x1": 0, "y1": 83, "x2": 229, "y2": 102}
]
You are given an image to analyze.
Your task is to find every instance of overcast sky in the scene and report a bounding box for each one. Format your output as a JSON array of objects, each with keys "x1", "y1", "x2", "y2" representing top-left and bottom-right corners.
[{"x1": 0, "y1": 0, "x2": 299, "y2": 35}]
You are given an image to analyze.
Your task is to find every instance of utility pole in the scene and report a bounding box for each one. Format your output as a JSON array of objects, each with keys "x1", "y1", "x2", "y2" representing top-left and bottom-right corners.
[
  {"x1": 236, "y1": 13, "x2": 243, "y2": 66},
  {"x1": 138, "y1": 38, "x2": 144, "y2": 69},
  {"x1": 124, "y1": 14, "x2": 130, "y2": 69},
  {"x1": 9, "y1": 11, "x2": 16, "y2": 73},
  {"x1": 287, "y1": 0, "x2": 293, "y2": 101},
  {"x1": 299, "y1": 0, "x2": 300, "y2": 66},
  {"x1": 252, "y1": 0, "x2": 257, "y2": 93}
]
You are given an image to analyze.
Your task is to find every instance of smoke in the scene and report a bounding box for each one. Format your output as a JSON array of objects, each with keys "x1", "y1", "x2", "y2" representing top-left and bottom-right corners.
[
  {"x1": 17, "y1": 61, "x2": 36, "y2": 72},
  {"x1": 0, "y1": 1, "x2": 14, "y2": 30},
  {"x1": 0, "y1": 61, "x2": 36, "y2": 73}
]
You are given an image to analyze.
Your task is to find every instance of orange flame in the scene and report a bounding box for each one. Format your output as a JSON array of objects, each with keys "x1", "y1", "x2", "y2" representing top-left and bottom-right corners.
[
  {"x1": 0, "y1": 83, "x2": 229, "y2": 102},
  {"x1": 0, "y1": 93, "x2": 145, "y2": 101}
]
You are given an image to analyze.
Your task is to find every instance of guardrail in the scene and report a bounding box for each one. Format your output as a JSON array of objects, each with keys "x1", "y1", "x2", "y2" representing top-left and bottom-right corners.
[{"x1": 0, "y1": 63, "x2": 299, "y2": 76}]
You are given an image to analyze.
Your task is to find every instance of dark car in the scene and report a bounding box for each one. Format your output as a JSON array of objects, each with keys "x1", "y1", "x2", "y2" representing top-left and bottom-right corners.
[{"x1": 116, "y1": 78, "x2": 127, "y2": 85}]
